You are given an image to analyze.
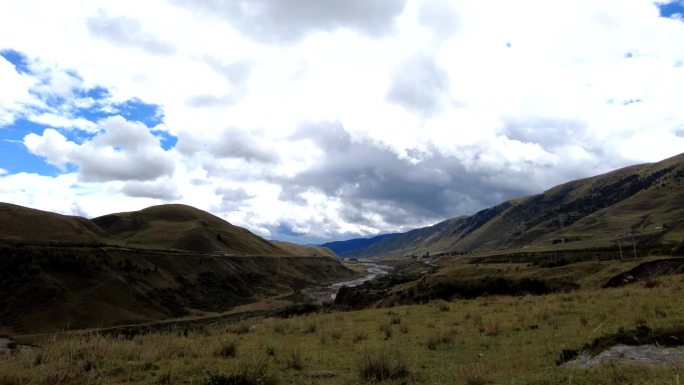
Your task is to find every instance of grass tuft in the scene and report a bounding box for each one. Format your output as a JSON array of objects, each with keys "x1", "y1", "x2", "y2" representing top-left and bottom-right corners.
[
  {"x1": 214, "y1": 340, "x2": 237, "y2": 358},
  {"x1": 358, "y1": 348, "x2": 409, "y2": 382}
]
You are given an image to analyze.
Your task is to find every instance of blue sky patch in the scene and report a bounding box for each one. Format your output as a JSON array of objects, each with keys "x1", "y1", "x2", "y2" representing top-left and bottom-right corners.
[
  {"x1": 0, "y1": 49, "x2": 31, "y2": 74},
  {"x1": 112, "y1": 98, "x2": 164, "y2": 127},
  {"x1": 658, "y1": 1, "x2": 684, "y2": 18},
  {"x1": 0, "y1": 120, "x2": 62, "y2": 176},
  {"x1": 0, "y1": 49, "x2": 176, "y2": 178}
]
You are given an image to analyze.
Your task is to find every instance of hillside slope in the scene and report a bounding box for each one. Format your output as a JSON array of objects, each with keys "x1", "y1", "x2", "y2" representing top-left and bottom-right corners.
[
  {"x1": 326, "y1": 153, "x2": 684, "y2": 258},
  {"x1": 92, "y1": 204, "x2": 286, "y2": 255},
  {"x1": 0, "y1": 203, "x2": 107, "y2": 244},
  {"x1": 271, "y1": 241, "x2": 338, "y2": 258},
  {"x1": 0, "y1": 245, "x2": 355, "y2": 334},
  {"x1": 0, "y1": 204, "x2": 355, "y2": 334}
]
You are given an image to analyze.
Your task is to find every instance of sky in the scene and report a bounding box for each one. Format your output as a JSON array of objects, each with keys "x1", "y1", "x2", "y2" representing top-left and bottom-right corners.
[{"x1": 1, "y1": 0, "x2": 684, "y2": 244}]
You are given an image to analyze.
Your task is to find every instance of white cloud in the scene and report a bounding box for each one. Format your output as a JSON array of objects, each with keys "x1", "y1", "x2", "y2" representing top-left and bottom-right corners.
[
  {"x1": 0, "y1": 55, "x2": 38, "y2": 126},
  {"x1": 24, "y1": 116, "x2": 174, "y2": 181},
  {"x1": 1, "y1": 0, "x2": 684, "y2": 242}
]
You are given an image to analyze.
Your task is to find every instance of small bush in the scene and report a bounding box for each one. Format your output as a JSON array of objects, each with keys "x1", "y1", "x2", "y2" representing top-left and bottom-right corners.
[
  {"x1": 203, "y1": 352, "x2": 275, "y2": 385},
  {"x1": 272, "y1": 321, "x2": 287, "y2": 334},
  {"x1": 301, "y1": 320, "x2": 317, "y2": 334},
  {"x1": 427, "y1": 329, "x2": 454, "y2": 350},
  {"x1": 286, "y1": 348, "x2": 303, "y2": 370},
  {"x1": 358, "y1": 349, "x2": 409, "y2": 382},
  {"x1": 462, "y1": 365, "x2": 489, "y2": 385},
  {"x1": 158, "y1": 371, "x2": 172, "y2": 385},
  {"x1": 379, "y1": 322, "x2": 392, "y2": 339},
  {"x1": 353, "y1": 331, "x2": 368, "y2": 343},
  {"x1": 390, "y1": 315, "x2": 401, "y2": 324},
  {"x1": 214, "y1": 341, "x2": 237, "y2": 358},
  {"x1": 643, "y1": 279, "x2": 660, "y2": 289},
  {"x1": 228, "y1": 320, "x2": 251, "y2": 335},
  {"x1": 6, "y1": 341, "x2": 17, "y2": 350},
  {"x1": 437, "y1": 301, "x2": 450, "y2": 312},
  {"x1": 484, "y1": 321, "x2": 500, "y2": 336}
]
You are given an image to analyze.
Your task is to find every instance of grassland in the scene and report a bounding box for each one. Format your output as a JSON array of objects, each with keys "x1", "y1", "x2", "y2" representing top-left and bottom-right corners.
[{"x1": 2, "y1": 257, "x2": 683, "y2": 385}]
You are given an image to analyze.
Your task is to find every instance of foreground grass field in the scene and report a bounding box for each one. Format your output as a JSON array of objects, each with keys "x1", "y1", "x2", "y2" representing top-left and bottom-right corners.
[{"x1": 2, "y1": 261, "x2": 683, "y2": 385}]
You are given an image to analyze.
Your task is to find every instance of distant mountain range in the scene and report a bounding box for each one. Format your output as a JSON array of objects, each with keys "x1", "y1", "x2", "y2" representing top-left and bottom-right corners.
[{"x1": 323, "y1": 153, "x2": 684, "y2": 258}]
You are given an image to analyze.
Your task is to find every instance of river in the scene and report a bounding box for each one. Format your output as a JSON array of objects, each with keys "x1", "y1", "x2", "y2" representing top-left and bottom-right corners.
[{"x1": 302, "y1": 263, "x2": 392, "y2": 304}]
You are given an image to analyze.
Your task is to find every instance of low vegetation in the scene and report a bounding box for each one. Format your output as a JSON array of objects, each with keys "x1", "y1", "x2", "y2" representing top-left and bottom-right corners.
[{"x1": 2, "y1": 256, "x2": 684, "y2": 384}]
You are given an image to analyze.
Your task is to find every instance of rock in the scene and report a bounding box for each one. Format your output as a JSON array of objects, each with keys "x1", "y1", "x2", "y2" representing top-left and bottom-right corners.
[{"x1": 564, "y1": 345, "x2": 684, "y2": 368}]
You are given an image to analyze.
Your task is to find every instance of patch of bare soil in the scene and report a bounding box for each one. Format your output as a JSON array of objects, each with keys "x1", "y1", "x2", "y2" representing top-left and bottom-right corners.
[{"x1": 604, "y1": 258, "x2": 684, "y2": 287}]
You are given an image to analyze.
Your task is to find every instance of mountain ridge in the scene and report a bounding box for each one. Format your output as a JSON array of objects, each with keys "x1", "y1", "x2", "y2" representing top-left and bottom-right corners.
[{"x1": 323, "y1": 153, "x2": 684, "y2": 258}]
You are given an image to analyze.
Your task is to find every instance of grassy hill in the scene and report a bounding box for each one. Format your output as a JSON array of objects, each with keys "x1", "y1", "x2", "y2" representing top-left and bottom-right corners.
[
  {"x1": 0, "y1": 203, "x2": 107, "y2": 245},
  {"x1": 0, "y1": 203, "x2": 353, "y2": 334},
  {"x1": 270, "y1": 241, "x2": 337, "y2": 258},
  {"x1": 92, "y1": 204, "x2": 286, "y2": 255},
  {"x1": 326, "y1": 153, "x2": 684, "y2": 258}
]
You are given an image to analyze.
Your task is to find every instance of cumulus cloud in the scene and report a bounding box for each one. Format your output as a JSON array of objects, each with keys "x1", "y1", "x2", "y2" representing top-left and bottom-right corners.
[
  {"x1": 213, "y1": 187, "x2": 254, "y2": 211},
  {"x1": 417, "y1": 0, "x2": 460, "y2": 37},
  {"x1": 386, "y1": 55, "x2": 449, "y2": 116},
  {"x1": 179, "y1": 128, "x2": 279, "y2": 164},
  {"x1": 502, "y1": 117, "x2": 589, "y2": 150},
  {"x1": 3, "y1": 0, "x2": 684, "y2": 243},
  {"x1": 171, "y1": 0, "x2": 407, "y2": 42},
  {"x1": 24, "y1": 116, "x2": 174, "y2": 181},
  {"x1": 121, "y1": 178, "x2": 181, "y2": 200},
  {"x1": 86, "y1": 11, "x2": 176, "y2": 55},
  {"x1": 279, "y1": 122, "x2": 528, "y2": 228}
]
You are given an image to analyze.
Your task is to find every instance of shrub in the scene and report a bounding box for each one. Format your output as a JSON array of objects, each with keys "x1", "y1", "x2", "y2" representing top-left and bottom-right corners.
[
  {"x1": 330, "y1": 330, "x2": 343, "y2": 341},
  {"x1": 203, "y1": 352, "x2": 275, "y2": 385},
  {"x1": 353, "y1": 331, "x2": 368, "y2": 343},
  {"x1": 157, "y1": 371, "x2": 172, "y2": 385},
  {"x1": 214, "y1": 341, "x2": 237, "y2": 358},
  {"x1": 286, "y1": 348, "x2": 303, "y2": 370},
  {"x1": 358, "y1": 349, "x2": 409, "y2": 382},
  {"x1": 301, "y1": 320, "x2": 317, "y2": 334},
  {"x1": 379, "y1": 322, "x2": 392, "y2": 339},
  {"x1": 484, "y1": 321, "x2": 500, "y2": 336},
  {"x1": 427, "y1": 329, "x2": 454, "y2": 350},
  {"x1": 462, "y1": 365, "x2": 489, "y2": 385},
  {"x1": 227, "y1": 320, "x2": 251, "y2": 335}
]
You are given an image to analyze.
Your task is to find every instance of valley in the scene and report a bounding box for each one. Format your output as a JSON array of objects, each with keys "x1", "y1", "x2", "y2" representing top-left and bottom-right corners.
[{"x1": 1, "y1": 154, "x2": 684, "y2": 384}]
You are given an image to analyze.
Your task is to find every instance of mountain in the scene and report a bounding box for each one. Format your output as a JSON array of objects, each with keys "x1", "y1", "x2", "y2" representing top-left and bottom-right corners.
[
  {"x1": 0, "y1": 203, "x2": 352, "y2": 334},
  {"x1": 327, "y1": 153, "x2": 684, "y2": 258},
  {"x1": 321, "y1": 233, "x2": 400, "y2": 258}
]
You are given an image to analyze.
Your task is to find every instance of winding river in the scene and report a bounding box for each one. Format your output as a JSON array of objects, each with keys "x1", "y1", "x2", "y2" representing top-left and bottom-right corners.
[{"x1": 303, "y1": 263, "x2": 392, "y2": 304}]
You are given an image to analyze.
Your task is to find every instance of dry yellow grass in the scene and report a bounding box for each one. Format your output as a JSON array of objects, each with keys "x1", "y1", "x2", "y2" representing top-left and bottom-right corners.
[{"x1": 2, "y1": 271, "x2": 683, "y2": 384}]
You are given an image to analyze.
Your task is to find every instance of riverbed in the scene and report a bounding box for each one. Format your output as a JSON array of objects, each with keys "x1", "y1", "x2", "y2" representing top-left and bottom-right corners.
[{"x1": 302, "y1": 263, "x2": 391, "y2": 304}]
